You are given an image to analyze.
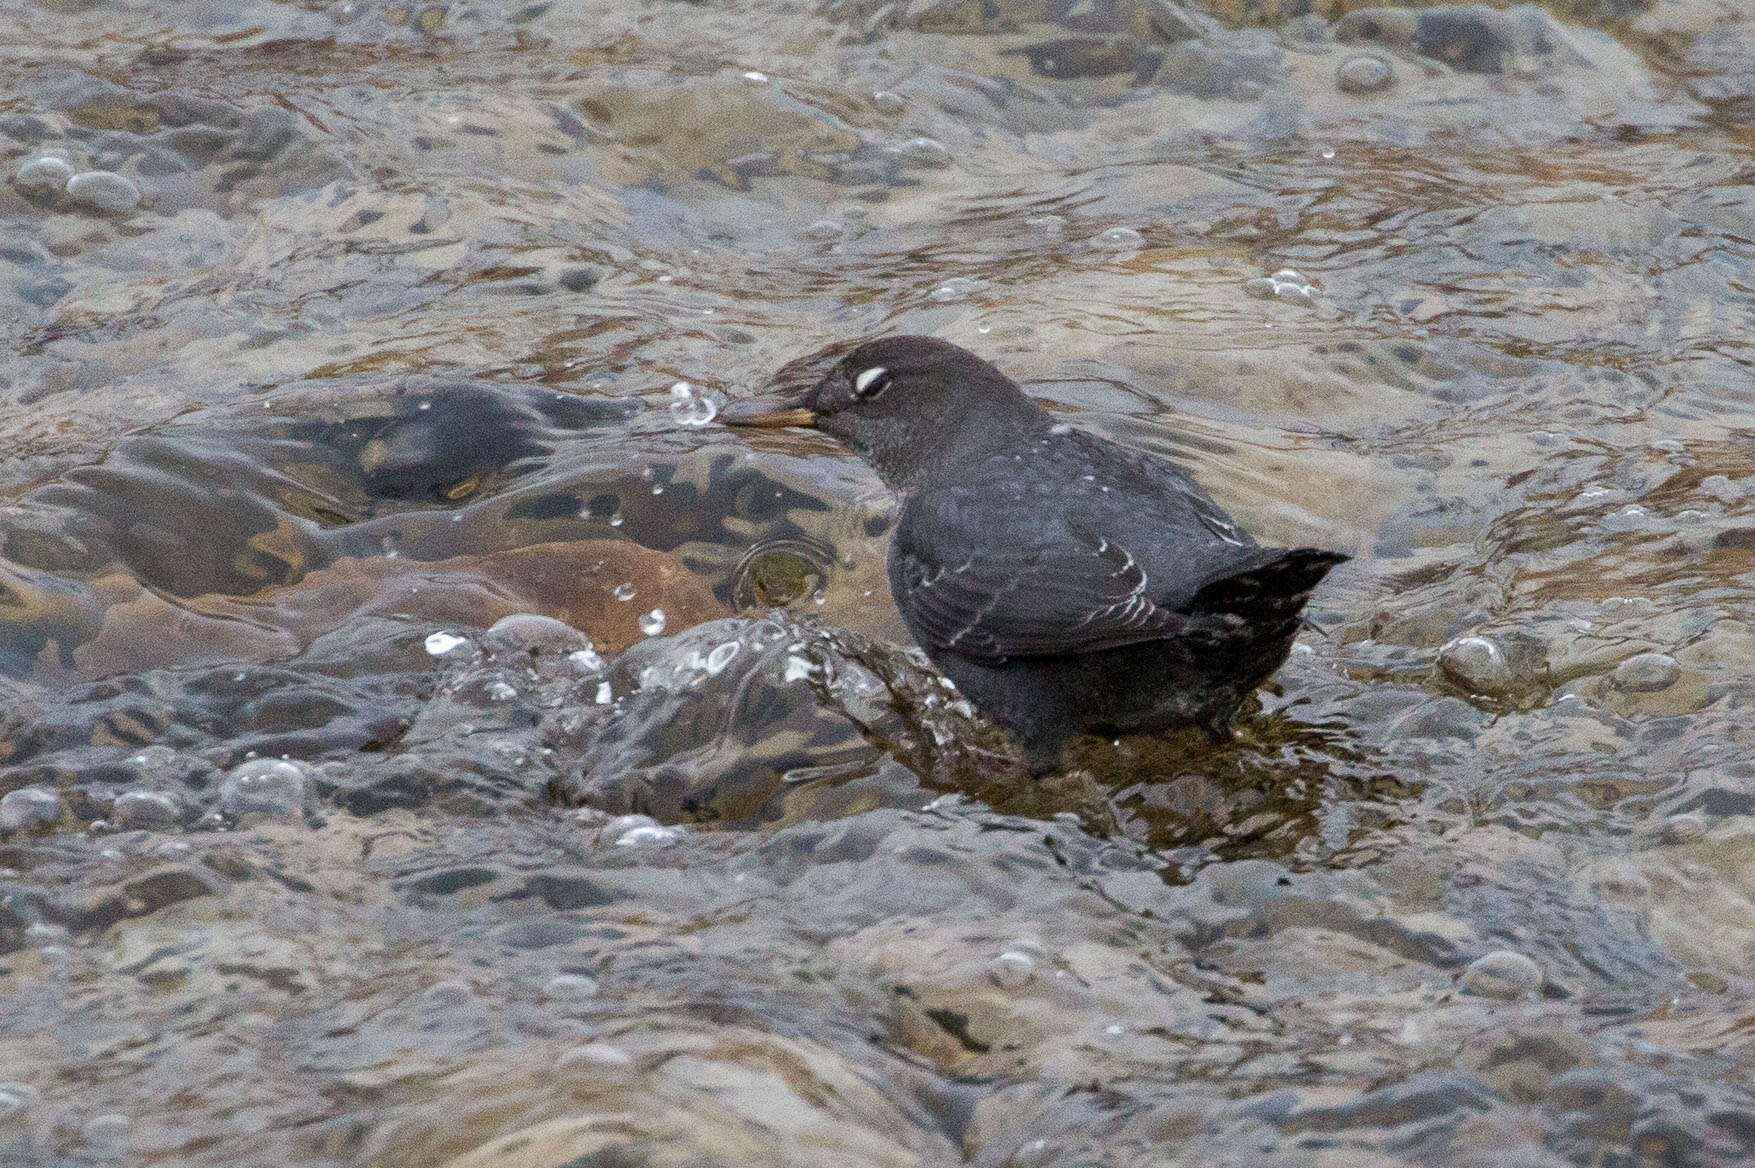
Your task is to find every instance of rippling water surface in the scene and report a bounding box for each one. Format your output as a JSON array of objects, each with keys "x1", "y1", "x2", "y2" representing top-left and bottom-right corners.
[{"x1": 5, "y1": 0, "x2": 1755, "y2": 1163}]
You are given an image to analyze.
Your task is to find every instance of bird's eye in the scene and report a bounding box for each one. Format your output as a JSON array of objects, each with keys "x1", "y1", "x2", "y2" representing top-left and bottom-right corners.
[{"x1": 853, "y1": 366, "x2": 891, "y2": 398}]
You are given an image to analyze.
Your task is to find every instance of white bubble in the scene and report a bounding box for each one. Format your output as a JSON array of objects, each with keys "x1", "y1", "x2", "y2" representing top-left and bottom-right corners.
[
  {"x1": 219, "y1": 759, "x2": 308, "y2": 818},
  {"x1": 66, "y1": 170, "x2": 142, "y2": 212},
  {"x1": 1244, "y1": 267, "x2": 1319, "y2": 304},
  {"x1": 930, "y1": 276, "x2": 984, "y2": 303},
  {"x1": 667, "y1": 381, "x2": 718, "y2": 427},
  {"x1": 13, "y1": 155, "x2": 74, "y2": 195},
  {"x1": 1095, "y1": 226, "x2": 1144, "y2": 251},
  {"x1": 989, "y1": 949, "x2": 1036, "y2": 989},
  {"x1": 898, "y1": 136, "x2": 951, "y2": 168},
  {"x1": 557, "y1": 1042, "x2": 635, "y2": 1072},
  {"x1": 543, "y1": 973, "x2": 600, "y2": 1002},
  {"x1": 425, "y1": 631, "x2": 469, "y2": 656},
  {"x1": 595, "y1": 681, "x2": 614, "y2": 704},
  {"x1": 615, "y1": 824, "x2": 680, "y2": 847},
  {"x1": 0, "y1": 1082, "x2": 37, "y2": 1118},
  {"x1": 0, "y1": 788, "x2": 59, "y2": 832},
  {"x1": 420, "y1": 979, "x2": 475, "y2": 1008},
  {"x1": 612, "y1": 583, "x2": 637, "y2": 602},
  {"x1": 639, "y1": 609, "x2": 667, "y2": 636},
  {"x1": 602, "y1": 814, "x2": 681, "y2": 847},
  {"x1": 569, "y1": 646, "x2": 607, "y2": 673},
  {"x1": 82, "y1": 1112, "x2": 131, "y2": 1151},
  {"x1": 741, "y1": 70, "x2": 770, "y2": 82},
  {"x1": 113, "y1": 790, "x2": 180, "y2": 830},
  {"x1": 705, "y1": 641, "x2": 740, "y2": 675}
]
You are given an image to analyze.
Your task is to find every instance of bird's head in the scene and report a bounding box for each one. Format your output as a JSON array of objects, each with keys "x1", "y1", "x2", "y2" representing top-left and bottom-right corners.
[{"x1": 723, "y1": 335, "x2": 1050, "y2": 490}]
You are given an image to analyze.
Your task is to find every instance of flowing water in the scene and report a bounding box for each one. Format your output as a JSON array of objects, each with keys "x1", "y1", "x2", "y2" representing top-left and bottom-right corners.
[{"x1": 3, "y1": 0, "x2": 1755, "y2": 1163}]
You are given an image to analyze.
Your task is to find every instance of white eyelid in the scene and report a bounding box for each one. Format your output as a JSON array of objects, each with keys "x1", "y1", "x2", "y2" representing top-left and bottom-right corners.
[{"x1": 854, "y1": 366, "x2": 888, "y2": 394}]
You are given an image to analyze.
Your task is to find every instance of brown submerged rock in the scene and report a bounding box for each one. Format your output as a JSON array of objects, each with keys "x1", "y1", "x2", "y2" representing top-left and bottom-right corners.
[{"x1": 30, "y1": 540, "x2": 726, "y2": 681}]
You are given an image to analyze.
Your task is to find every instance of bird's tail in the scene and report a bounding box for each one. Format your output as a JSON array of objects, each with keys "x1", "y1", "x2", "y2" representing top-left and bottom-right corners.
[{"x1": 1189, "y1": 548, "x2": 1349, "y2": 639}]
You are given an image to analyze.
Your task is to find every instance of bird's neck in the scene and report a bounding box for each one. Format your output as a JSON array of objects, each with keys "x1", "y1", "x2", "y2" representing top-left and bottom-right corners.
[{"x1": 871, "y1": 398, "x2": 1055, "y2": 494}]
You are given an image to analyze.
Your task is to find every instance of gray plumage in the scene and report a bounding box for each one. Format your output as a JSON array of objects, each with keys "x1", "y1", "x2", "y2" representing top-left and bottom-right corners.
[{"x1": 729, "y1": 335, "x2": 1348, "y2": 771}]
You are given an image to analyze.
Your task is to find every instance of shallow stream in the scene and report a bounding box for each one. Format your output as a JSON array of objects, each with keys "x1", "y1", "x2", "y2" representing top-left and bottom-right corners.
[{"x1": 4, "y1": 0, "x2": 1755, "y2": 1164}]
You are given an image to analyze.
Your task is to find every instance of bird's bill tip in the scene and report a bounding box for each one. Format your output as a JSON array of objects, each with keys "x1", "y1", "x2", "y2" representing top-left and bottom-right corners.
[{"x1": 719, "y1": 402, "x2": 818, "y2": 429}]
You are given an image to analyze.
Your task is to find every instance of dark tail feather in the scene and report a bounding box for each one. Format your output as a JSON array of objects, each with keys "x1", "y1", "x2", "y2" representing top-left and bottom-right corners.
[{"x1": 1191, "y1": 548, "x2": 1349, "y2": 634}]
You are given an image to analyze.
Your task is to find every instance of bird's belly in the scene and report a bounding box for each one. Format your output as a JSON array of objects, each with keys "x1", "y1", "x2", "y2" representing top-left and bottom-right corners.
[{"x1": 929, "y1": 631, "x2": 1299, "y2": 743}]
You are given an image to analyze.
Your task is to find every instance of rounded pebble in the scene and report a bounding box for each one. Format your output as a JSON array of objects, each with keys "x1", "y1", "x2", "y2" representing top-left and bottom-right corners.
[
  {"x1": 0, "y1": 787, "x2": 60, "y2": 832},
  {"x1": 65, "y1": 170, "x2": 142, "y2": 213},
  {"x1": 219, "y1": 759, "x2": 308, "y2": 818},
  {"x1": 1613, "y1": 652, "x2": 1681, "y2": 693},
  {"x1": 1438, "y1": 634, "x2": 1513, "y2": 695},
  {"x1": 14, "y1": 155, "x2": 74, "y2": 195},
  {"x1": 1336, "y1": 55, "x2": 1394, "y2": 94},
  {"x1": 112, "y1": 790, "x2": 180, "y2": 830},
  {"x1": 1461, "y1": 951, "x2": 1543, "y2": 1000}
]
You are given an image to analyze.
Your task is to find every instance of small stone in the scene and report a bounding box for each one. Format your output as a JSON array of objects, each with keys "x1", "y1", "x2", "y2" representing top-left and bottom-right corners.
[
  {"x1": 13, "y1": 155, "x2": 74, "y2": 196},
  {"x1": 1613, "y1": 652, "x2": 1680, "y2": 693},
  {"x1": 1461, "y1": 950, "x2": 1542, "y2": 1000},
  {"x1": 0, "y1": 787, "x2": 60, "y2": 832},
  {"x1": 219, "y1": 759, "x2": 308, "y2": 817},
  {"x1": 112, "y1": 790, "x2": 180, "y2": 830},
  {"x1": 1337, "y1": 55, "x2": 1394, "y2": 94},
  {"x1": 1438, "y1": 634, "x2": 1513, "y2": 695},
  {"x1": 65, "y1": 170, "x2": 142, "y2": 213},
  {"x1": 556, "y1": 266, "x2": 599, "y2": 292}
]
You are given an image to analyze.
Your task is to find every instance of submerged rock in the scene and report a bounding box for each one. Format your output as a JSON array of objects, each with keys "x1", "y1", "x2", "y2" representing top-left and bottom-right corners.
[{"x1": 1337, "y1": 4, "x2": 1592, "y2": 73}]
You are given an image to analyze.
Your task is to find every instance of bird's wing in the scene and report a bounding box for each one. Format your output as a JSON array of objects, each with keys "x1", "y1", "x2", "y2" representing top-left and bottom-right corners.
[{"x1": 891, "y1": 488, "x2": 1208, "y2": 664}]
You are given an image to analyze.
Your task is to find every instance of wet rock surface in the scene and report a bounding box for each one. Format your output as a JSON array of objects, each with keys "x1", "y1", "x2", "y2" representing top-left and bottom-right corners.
[{"x1": 3, "y1": 0, "x2": 1755, "y2": 1165}]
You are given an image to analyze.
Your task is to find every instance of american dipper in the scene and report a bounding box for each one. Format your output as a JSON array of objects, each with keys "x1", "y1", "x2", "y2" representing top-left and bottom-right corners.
[{"x1": 723, "y1": 336, "x2": 1348, "y2": 771}]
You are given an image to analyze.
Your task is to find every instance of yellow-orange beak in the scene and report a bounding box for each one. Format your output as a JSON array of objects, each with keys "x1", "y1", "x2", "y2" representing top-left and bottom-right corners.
[{"x1": 719, "y1": 403, "x2": 817, "y2": 429}]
